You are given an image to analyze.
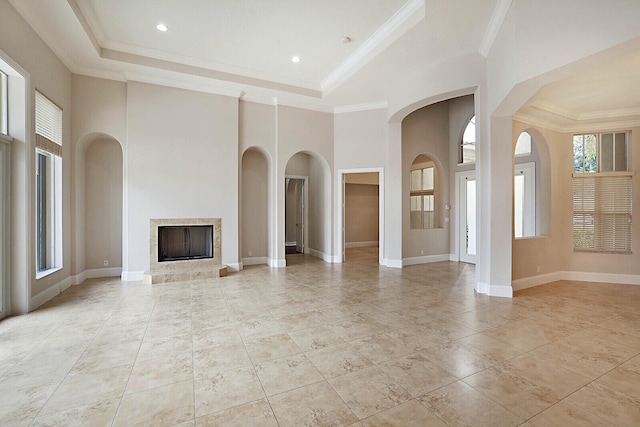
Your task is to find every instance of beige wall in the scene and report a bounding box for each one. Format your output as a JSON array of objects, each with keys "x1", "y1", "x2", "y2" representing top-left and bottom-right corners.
[
  {"x1": 402, "y1": 101, "x2": 450, "y2": 259},
  {"x1": 85, "y1": 138, "x2": 123, "y2": 269},
  {"x1": 125, "y1": 82, "x2": 239, "y2": 273},
  {"x1": 241, "y1": 149, "x2": 268, "y2": 260},
  {"x1": 345, "y1": 183, "x2": 379, "y2": 245}
]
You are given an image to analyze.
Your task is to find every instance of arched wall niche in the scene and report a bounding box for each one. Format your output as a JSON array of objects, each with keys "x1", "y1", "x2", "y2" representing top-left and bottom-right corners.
[
  {"x1": 241, "y1": 146, "x2": 270, "y2": 264},
  {"x1": 76, "y1": 132, "x2": 123, "y2": 274}
]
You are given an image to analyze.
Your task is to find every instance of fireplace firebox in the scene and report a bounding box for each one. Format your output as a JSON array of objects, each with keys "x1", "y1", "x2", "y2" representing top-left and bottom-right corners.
[{"x1": 158, "y1": 225, "x2": 213, "y2": 262}]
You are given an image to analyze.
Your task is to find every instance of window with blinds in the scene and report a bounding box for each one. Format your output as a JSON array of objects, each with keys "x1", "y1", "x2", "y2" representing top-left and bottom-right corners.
[
  {"x1": 35, "y1": 90, "x2": 63, "y2": 274},
  {"x1": 35, "y1": 90, "x2": 62, "y2": 156},
  {"x1": 573, "y1": 173, "x2": 632, "y2": 253}
]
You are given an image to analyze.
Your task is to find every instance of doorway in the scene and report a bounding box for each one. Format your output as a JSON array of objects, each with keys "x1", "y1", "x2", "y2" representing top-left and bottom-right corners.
[
  {"x1": 457, "y1": 171, "x2": 476, "y2": 264},
  {"x1": 285, "y1": 177, "x2": 306, "y2": 255}
]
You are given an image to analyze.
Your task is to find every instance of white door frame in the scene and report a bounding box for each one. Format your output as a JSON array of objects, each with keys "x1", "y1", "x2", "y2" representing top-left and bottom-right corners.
[
  {"x1": 0, "y1": 137, "x2": 10, "y2": 319},
  {"x1": 337, "y1": 167, "x2": 384, "y2": 264},
  {"x1": 285, "y1": 175, "x2": 308, "y2": 254},
  {"x1": 455, "y1": 170, "x2": 476, "y2": 264}
]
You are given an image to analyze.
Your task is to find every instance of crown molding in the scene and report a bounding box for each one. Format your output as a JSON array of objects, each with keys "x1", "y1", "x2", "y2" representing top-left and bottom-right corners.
[
  {"x1": 321, "y1": 0, "x2": 425, "y2": 94},
  {"x1": 479, "y1": 0, "x2": 513, "y2": 57},
  {"x1": 334, "y1": 102, "x2": 388, "y2": 114},
  {"x1": 514, "y1": 111, "x2": 640, "y2": 133}
]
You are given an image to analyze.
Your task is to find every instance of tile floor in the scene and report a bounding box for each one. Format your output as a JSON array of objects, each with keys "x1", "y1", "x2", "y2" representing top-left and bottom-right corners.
[{"x1": 1, "y1": 247, "x2": 640, "y2": 426}]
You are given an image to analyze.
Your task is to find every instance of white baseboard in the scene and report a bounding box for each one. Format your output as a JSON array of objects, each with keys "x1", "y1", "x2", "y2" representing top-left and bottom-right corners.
[
  {"x1": 242, "y1": 256, "x2": 268, "y2": 266},
  {"x1": 476, "y1": 282, "x2": 490, "y2": 294},
  {"x1": 489, "y1": 284, "x2": 513, "y2": 298},
  {"x1": 512, "y1": 270, "x2": 640, "y2": 292},
  {"x1": 269, "y1": 258, "x2": 286, "y2": 268},
  {"x1": 512, "y1": 272, "x2": 563, "y2": 291},
  {"x1": 122, "y1": 270, "x2": 145, "y2": 281},
  {"x1": 309, "y1": 248, "x2": 332, "y2": 263},
  {"x1": 30, "y1": 275, "x2": 74, "y2": 311},
  {"x1": 449, "y1": 253, "x2": 458, "y2": 262},
  {"x1": 345, "y1": 241, "x2": 379, "y2": 248},
  {"x1": 75, "y1": 267, "x2": 122, "y2": 285},
  {"x1": 227, "y1": 262, "x2": 242, "y2": 272},
  {"x1": 386, "y1": 259, "x2": 403, "y2": 268},
  {"x1": 403, "y1": 254, "x2": 450, "y2": 266}
]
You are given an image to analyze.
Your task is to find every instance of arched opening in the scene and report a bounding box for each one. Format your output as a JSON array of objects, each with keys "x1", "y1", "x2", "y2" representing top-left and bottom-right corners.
[
  {"x1": 284, "y1": 151, "x2": 331, "y2": 263},
  {"x1": 241, "y1": 147, "x2": 269, "y2": 265},
  {"x1": 513, "y1": 129, "x2": 551, "y2": 239}
]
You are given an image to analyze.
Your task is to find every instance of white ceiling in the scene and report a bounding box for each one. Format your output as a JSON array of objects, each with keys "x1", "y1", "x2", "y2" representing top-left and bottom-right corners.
[{"x1": 9, "y1": 0, "x2": 640, "y2": 127}]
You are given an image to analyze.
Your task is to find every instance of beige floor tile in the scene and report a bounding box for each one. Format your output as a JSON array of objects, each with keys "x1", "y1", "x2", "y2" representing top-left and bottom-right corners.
[
  {"x1": 306, "y1": 342, "x2": 373, "y2": 378},
  {"x1": 350, "y1": 333, "x2": 413, "y2": 364},
  {"x1": 463, "y1": 353, "x2": 590, "y2": 419},
  {"x1": 113, "y1": 380, "x2": 194, "y2": 427},
  {"x1": 126, "y1": 352, "x2": 193, "y2": 394},
  {"x1": 268, "y1": 381, "x2": 358, "y2": 427},
  {"x1": 193, "y1": 342, "x2": 252, "y2": 379},
  {"x1": 137, "y1": 333, "x2": 193, "y2": 362},
  {"x1": 245, "y1": 332, "x2": 302, "y2": 363},
  {"x1": 328, "y1": 366, "x2": 412, "y2": 420},
  {"x1": 255, "y1": 353, "x2": 324, "y2": 396},
  {"x1": 378, "y1": 353, "x2": 457, "y2": 397},
  {"x1": 595, "y1": 364, "x2": 640, "y2": 400},
  {"x1": 40, "y1": 364, "x2": 131, "y2": 415},
  {"x1": 0, "y1": 382, "x2": 58, "y2": 425},
  {"x1": 567, "y1": 382, "x2": 640, "y2": 426},
  {"x1": 288, "y1": 325, "x2": 346, "y2": 351},
  {"x1": 195, "y1": 398, "x2": 278, "y2": 426},
  {"x1": 360, "y1": 399, "x2": 448, "y2": 427},
  {"x1": 194, "y1": 365, "x2": 266, "y2": 417},
  {"x1": 419, "y1": 381, "x2": 522, "y2": 426},
  {"x1": 30, "y1": 398, "x2": 120, "y2": 427},
  {"x1": 483, "y1": 315, "x2": 585, "y2": 352},
  {"x1": 528, "y1": 399, "x2": 613, "y2": 427}
]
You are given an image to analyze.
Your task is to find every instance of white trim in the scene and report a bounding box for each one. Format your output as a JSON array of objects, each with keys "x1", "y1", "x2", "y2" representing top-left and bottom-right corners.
[
  {"x1": 345, "y1": 241, "x2": 379, "y2": 248},
  {"x1": 512, "y1": 271, "x2": 640, "y2": 291},
  {"x1": 309, "y1": 248, "x2": 332, "y2": 262},
  {"x1": 488, "y1": 284, "x2": 513, "y2": 298},
  {"x1": 475, "y1": 281, "x2": 489, "y2": 294},
  {"x1": 337, "y1": 167, "x2": 384, "y2": 265},
  {"x1": 242, "y1": 256, "x2": 268, "y2": 266},
  {"x1": 386, "y1": 259, "x2": 403, "y2": 268},
  {"x1": 29, "y1": 275, "x2": 73, "y2": 310},
  {"x1": 449, "y1": 253, "x2": 457, "y2": 261},
  {"x1": 402, "y1": 254, "x2": 450, "y2": 266},
  {"x1": 121, "y1": 270, "x2": 145, "y2": 281},
  {"x1": 512, "y1": 271, "x2": 563, "y2": 291},
  {"x1": 334, "y1": 102, "x2": 388, "y2": 114},
  {"x1": 269, "y1": 258, "x2": 286, "y2": 268},
  {"x1": 321, "y1": 0, "x2": 425, "y2": 93},
  {"x1": 479, "y1": 0, "x2": 513, "y2": 56},
  {"x1": 226, "y1": 262, "x2": 242, "y2": 272}
]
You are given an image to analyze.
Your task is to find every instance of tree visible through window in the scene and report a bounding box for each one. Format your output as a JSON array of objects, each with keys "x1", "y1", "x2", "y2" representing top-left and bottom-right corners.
[{"x1": 460, "y1": 115, "x2": 475, "y2": 164}]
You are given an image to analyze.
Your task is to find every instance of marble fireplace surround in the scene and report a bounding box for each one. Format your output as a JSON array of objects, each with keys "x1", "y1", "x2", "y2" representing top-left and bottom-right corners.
[{"x1": 144, "y1": 218, "x2": 227, "y2": 284}]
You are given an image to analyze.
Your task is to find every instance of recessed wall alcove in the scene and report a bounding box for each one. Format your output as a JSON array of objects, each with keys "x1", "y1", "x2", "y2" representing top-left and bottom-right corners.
[{"x1": 144, "y1": 218, "x2": 226, "y2": 284}]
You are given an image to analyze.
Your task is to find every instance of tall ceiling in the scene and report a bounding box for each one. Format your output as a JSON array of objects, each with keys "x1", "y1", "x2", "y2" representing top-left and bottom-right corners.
[{"x1": 10, "y1": 0, "x2": 640, "y2": 128}]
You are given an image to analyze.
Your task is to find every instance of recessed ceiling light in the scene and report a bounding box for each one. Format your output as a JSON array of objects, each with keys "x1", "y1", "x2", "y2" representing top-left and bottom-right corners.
[
  {"x1": 156, "y1": 23, "x2": 168, "y2": 32},
  {"x1": 291, "y1": 56, "x2": 301, "y2": 63}
]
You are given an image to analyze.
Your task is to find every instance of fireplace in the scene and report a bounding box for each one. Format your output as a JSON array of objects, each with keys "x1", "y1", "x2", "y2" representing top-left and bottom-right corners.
[
  {"x1": 158, "y1": 225, "x2": 213, "y2": 262},
  {"x1": 146, "y1": 218, "x2": 226, "y2": 283}
]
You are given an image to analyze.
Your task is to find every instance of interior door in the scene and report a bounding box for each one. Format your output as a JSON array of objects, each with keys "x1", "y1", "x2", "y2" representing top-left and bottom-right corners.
[{"x1": 459, "y1": 173, "x2": 476, "y2": 264}]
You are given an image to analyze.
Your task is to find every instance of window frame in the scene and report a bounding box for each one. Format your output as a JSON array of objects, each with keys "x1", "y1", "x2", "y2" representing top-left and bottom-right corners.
[
  {"x1": 34, "y1": 90, "x2": 63, "y2": 277},
  {"x1": 459, "y1": 115, "x2": 476, "y2": 164},
  {"x1": 410, "y1": 165, "x2": 437, "y2": 229}
]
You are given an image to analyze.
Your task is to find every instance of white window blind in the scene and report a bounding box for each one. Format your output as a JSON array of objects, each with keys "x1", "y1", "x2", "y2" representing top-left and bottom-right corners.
[
  {"x1": 35, "y1": 90, "x2": 62, "y2": 157},
  {"x1": 573, "y1": 173, "x2": 632, "y2": 253}
]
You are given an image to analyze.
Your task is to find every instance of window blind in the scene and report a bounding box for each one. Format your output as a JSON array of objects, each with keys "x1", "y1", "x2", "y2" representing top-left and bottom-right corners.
[
  {"x1": 35, "y1": 90, "x2": 62, "y2": 157},
  {"x1": 573, "y1": 173, "x2": 632, "y2": 253}
]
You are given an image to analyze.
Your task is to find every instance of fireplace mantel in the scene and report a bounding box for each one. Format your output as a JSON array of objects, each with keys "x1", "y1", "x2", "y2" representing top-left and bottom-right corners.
[{"x1": 144, "y1": 218, "x2": 227, "y2": 283}]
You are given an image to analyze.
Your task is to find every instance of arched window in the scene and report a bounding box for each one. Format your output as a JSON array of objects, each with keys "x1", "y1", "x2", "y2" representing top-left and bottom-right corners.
[
  {"x1": 514, "y1": 131, "x2": 535, "y2": 238},
  {"x1": 460, "y1": 115, "x2": 476, "y2": 164},
  {"x1": 410, "y1": 155, "x2": 438, "y2": 229}
]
